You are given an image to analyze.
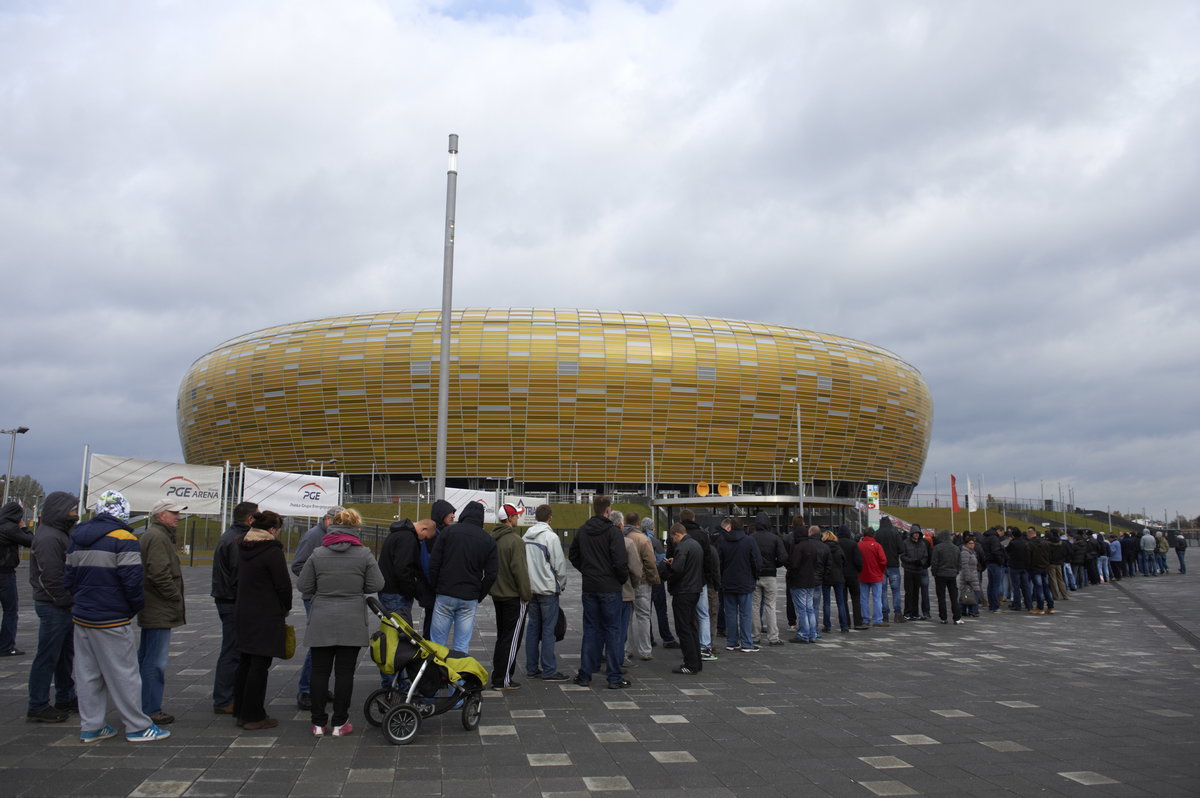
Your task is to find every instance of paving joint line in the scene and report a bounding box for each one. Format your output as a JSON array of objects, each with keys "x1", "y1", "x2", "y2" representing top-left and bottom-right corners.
[{"x1": 1111, "y1": 580, "x2": 1200, "y2": 650}]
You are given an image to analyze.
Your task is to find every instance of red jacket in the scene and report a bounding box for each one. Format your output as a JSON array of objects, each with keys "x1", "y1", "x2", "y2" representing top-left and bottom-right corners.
[{"x1": 858, "y1": 536, "x2": 887, "y2": 583}]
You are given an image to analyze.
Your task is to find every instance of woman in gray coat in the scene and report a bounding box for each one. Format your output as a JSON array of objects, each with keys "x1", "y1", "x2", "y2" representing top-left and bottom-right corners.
[{"x1": 297, "y1": 508, "x2": 385, "y2": 737}]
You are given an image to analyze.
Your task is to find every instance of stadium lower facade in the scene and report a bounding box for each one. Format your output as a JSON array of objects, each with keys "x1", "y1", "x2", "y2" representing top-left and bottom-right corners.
[{"x1": 177, "y1": 308, "x2": 932, "y2": 507}]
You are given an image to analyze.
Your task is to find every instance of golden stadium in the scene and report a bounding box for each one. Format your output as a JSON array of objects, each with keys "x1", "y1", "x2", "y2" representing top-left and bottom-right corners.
[{"x1": 177, "y1": 308, "x2": 932, "y2": 504}]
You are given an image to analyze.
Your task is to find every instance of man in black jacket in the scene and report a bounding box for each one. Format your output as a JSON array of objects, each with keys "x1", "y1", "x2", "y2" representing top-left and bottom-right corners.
[
  {"x1": 1006, "y1": 528, "x2": 1033, "y2": 611},
  {"x1": 835, "y1": 526, "x2": 867, "y2": 630},
  {"x1": 379, "y1": 518, "x2": 437, "y2": 633},
  {"x1": 749, "y1": 513, "x2": 786, "y2": 646},
  {"x1": 717, "y1": 517, "x2": 763, "y2": 652},
  {"x1": 874, "y1": 518, "x2": 903, "y2": 623},
  {"x1": 787, "y1": 525, "x2": 829, "y2": 643},
  {"x1": 980, "y1": 526, "x2": 1008, "y2": 612},
  {"x1": 210, "y1": 501, "x2": 256, "y2": 714},
  {"x1": 677, "y1": 509, "x2": 720, "y2": 660},
  {"x1": 666, "y1": 524, "x2": 703, "y2": 674},
  {"x1": 568, "y1": 496, "x2": 630, "y2": 688},
  {"x1": 26, "y1": 492, "x2": 79, "y2": 722},
  {"x1": 428, "y1": 502, "x2": 497, "y2": 654},
  {"x1": 0, "y1": 500, "x2": 32, "y2": 657}
]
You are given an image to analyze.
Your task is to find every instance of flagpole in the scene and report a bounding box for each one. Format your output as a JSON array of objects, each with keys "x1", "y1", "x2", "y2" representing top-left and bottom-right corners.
[{"x1": 981, "y1": 474, "x2": 989, "y2": 531}]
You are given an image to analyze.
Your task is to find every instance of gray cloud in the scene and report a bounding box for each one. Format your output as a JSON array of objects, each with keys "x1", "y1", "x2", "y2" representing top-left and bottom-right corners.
[{"x1": 2, "y1": 0, "x2": 1197, "y2": 519}]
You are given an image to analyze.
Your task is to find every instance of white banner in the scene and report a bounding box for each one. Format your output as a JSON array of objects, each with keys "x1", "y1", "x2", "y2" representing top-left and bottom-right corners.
[
  {"x1": 242, "y1": 467, "x2": 341, "y2": 517},
  {"x1": 444, "y1": 487, "x2": 498, "y2": 524},
  {"x1": 88, "y1": 454, "x2": 224, "y2": 515}
]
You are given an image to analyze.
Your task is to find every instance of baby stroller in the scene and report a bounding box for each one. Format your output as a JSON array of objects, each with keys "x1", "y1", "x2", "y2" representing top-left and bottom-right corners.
[{"x1": 364, "y1": 596, "x2": 489, "y2": 745}]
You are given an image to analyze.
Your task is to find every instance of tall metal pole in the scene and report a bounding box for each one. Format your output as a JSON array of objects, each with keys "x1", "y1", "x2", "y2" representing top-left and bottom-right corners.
[
  {"x1": 795, "y1": 404, "x2": 804, "y2": 517},
  {"x1": 435, "y1": 134, "x2": 459, "y2": 501}
]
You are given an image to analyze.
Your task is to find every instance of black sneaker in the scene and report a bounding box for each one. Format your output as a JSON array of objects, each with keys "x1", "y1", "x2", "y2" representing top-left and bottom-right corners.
[
  {"x1": 671, "y1": 667, "x2": 698, "y2": 675},
  {"x1": 739, "y1": 645, "x2": 761, "y2": 653},
  {"x1": 663, "y1": 640, "x2": 680, "y2": 649},
  {"x1": 149, "y1": 712, "x2": 175, "y2": 725},
  {"x1": 542, "y1": 672, "x2": 571, "y2": 682},
  {"x1": 0, "y1": 648, "x2": 25, "y2": 657},
  {"x1": 700, "y1": 649, "x2": 718, "y2": 661},
  {"x1": 491, "y1": 681, "x2": 521, "y2": 690},
  {"x1": 26, "y1": 706, "x2": 68, "y2": 723},
  {"x1": 607, "y1": 679, "x2": 632, "y2": 690},
  {"x1": 53, "y1": 699, "x2": 78, "y2": 713},
  {"x1": 572, "y1": 675, "x2": 591, "y2": 687},
  {"x1": 296, "y1": 692, "x2": 312, "y2": 711}
]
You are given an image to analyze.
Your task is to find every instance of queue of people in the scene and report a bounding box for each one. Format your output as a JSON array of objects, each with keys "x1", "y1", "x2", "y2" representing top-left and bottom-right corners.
[{"x1": 0, "y1": 491, "x2": 1190, "y2": 743}]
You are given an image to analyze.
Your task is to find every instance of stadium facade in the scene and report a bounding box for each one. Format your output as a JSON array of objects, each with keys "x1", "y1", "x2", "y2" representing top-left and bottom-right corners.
[{"x1": 177, "y1": 308, "x2": 932, "y2": 506}]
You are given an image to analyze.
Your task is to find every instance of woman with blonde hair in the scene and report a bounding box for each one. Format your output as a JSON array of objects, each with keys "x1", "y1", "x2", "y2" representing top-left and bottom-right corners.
[{"x1": 297, "y1": 508, "x2": 384, "y2": 737}]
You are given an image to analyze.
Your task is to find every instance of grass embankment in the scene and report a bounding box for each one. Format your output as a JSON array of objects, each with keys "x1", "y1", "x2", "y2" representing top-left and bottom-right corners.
[{"x1": 882, "y1": 506, "x2": 1124, "y2": 535}]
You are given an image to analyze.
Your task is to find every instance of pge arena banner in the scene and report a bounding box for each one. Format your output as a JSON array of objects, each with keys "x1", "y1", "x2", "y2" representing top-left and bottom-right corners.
[
  {"x1": 88, "y1": 454, "x2": 224, "y2": 515},
  {"x1": 242, "y1": 467, "x2": 341, "y2": 516}
]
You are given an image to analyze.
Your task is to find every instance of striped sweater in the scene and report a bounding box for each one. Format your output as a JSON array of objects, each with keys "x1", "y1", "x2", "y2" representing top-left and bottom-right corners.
[{"x1": 64, "y1": 513, "x2": 145, "y2": 628}]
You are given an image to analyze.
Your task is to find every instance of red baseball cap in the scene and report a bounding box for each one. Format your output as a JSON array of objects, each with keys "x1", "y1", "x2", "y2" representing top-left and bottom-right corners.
[{"x1": 498, "y1": 504, "x2": 522, "y2": 522}]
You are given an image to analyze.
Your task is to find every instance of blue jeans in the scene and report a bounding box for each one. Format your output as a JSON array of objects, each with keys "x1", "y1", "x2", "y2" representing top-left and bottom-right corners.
[
  {"x1": 986, "y1": 563, "x2": 1005, "y2": 611},
  {"x1": 377, "y1": 593, "x2": 413, "y2": 687},
  {"x1": 723, "y1": 592, "x2": 753, "y2": 649},
  {"x1": 28, "y1": 601, "x2": 75, "y2": 712},
  {"x1": 1064, "y1": 562, "x2": 1078, "y2": 589},
  {"x1": 1030, "y1": 572, "x2": 1054, "y2": 610},
  {"x1": 884, "y1": 567, "x2": 902, "y2": 619},
  {"x1": 1009, "y1": 569, "x2": 1032, "y2": 611},
  {"x1": 860, "y1": 581, "x2": 883, "y2": 624},
  {"x1": 137, "y1": 627, "x2": 172, "y2": 715},
  {"x1": 1178, "y1": 549, "x2": 1187, "y2": 574},
  {"x1": 213, "y1": 601, "x2": 239, "y2": 708},
  {"x1": 579, "y1": 591, "x2": 623, "y2": 684},
  {"x1": 790, "y1": 587, "x2": 817, "y2": 641},
  {"x1": 821, "y1": 584, "x2": 849, "y2": 630},
  {"x1": 430, "y1": 595, "x2": 479, "y2": 653},
  {"x1": 0, "y1": 571, "x2": 18, "y2": 652},
  {"x1": 696, "y1": 590, "x2": 712, "y2": 649},
  {"x1": 525, "y1": 593, "x2": 560, "y2": 677},
  {"x1": 1097, "y1": 555, "x2": 1111, "y2": 581}
]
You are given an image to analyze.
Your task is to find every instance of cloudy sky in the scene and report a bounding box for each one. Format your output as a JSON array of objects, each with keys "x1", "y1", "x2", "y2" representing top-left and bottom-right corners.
[{"x1": 3, "y1": 0, "x2": 1198, "y2": 521}]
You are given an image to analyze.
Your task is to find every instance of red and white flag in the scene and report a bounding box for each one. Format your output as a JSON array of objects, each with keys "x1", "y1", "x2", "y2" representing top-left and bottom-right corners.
[{"x1": 950, "y1": 474, "x2": 961, "y2": 513}]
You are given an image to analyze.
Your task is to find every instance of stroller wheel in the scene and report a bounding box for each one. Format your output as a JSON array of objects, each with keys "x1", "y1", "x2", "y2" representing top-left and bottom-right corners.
[
  {"x1": 383, "y1": 704, "x2": 421, "y2": 745},
  {"x1": 363, "y1": 687, "x2": 399, "y2": 728},
  {"x1": 461, "y1": 693, "x2": 482, "y2": 731}
]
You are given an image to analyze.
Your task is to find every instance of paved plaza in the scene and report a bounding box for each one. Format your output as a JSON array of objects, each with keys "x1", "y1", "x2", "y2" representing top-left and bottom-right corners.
[{"x1": 1, "y1": 564, "x2": 1197, "y2": 797}]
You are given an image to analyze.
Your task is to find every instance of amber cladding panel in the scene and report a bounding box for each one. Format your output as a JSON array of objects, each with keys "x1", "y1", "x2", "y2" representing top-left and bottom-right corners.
[{"x1": 177, "y1": 309, "x2": 933, "y2": 487}]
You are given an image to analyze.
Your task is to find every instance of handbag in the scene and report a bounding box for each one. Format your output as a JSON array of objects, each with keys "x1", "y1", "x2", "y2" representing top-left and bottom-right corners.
[
  {"x1": 283, "y1": 624, "x2": 296, "y2": 660},
  {"x1": 554, "y1": 607, "x2": 567, "y2": 642}
]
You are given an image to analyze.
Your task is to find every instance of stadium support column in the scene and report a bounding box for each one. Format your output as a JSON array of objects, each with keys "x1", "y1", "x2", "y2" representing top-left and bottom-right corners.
[{"x1": 435, "y1": 135, "x2": 458, "y2": 500}]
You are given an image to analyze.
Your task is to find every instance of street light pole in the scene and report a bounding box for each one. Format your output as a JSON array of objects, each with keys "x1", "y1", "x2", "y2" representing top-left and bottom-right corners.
[
  {"x1": 434, "y1": 134, "x2": 459, "y2": 502},
  {"x1": 2, "y1": 426, "x2": 30, "y2": 505}
]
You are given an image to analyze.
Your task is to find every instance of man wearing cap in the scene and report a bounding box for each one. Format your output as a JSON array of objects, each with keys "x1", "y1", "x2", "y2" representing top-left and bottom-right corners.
[
  {"x1": 64, "y1": 490, "x2": 170, "y2": 742},
  {"x1": 137, "y1": 499, "x2": 187, "y2": 725},
  {"x1": 290, "y1": 505, "x2": 345, "y2": 711},
  {"x1": 136, "y1": 501, "x2": 187, "y2": 724},
  {"x1": 489, "y1": 504, "x2": 531, "y2": 689}
]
